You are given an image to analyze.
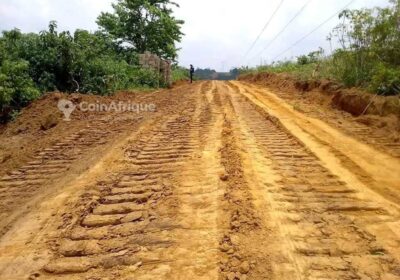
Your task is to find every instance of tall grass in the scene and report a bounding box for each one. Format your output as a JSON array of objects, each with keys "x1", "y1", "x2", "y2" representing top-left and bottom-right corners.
[
  {"x1": 242, "y1": 1, "x2": 400, "y2": 96},
  {"x1": 171, "y1": 65, "x2": 189, "y2": 82}
]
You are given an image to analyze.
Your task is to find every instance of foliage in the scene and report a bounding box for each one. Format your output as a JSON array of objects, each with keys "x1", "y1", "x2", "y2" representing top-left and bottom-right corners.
[
  {"x1": 192, "y1": 67, "x2": 240, "y2": 80},
  {"x1": 297, "y1": 49, "x2": 323, "y2": 65},
  {"x1": 327, "y1": 2, "x2": 400, "y2": 94},
  {"x1": 240, "y1": 58, "x2": 318, "y2": 82},
  {"x1": 194, "y1": 68, "x2": 217, "y2": 80},
  {"x1": 0, "y1": 59, "x2": 40, "y2": 119},
  {"x1": 0, "y1": 24, "x2": 159, "y2": 99},
  {"x1": 242, "y1": 1, "x2": 400, "y2": 95},
  {"x1": 97, "y1": 0, "x2": 184, "y2": 61},
  {"x1": 370, "y1": 63, "x2": 400, "y2": 95},
  {"x1": 0, "y1": 0, "x2": 184, "y2": 121},
  {"x1": 228, "y1": 68, "x2": 240, "y2": 79},
  {"x1": 171, "y1": 65, "x2": 189, "y2": 82}
]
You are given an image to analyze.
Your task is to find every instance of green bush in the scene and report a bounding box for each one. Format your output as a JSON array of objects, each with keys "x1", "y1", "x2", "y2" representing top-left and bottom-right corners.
[
  {"x1": 0, "y1": 60, "x2": 40, "y2": 120},
  {"x1": 80, "y1": 58, "x2": 129, "y2": 95},
  {"x1": 79, "y1": 59, "x2": 160, "y2": 94},
  {"x1": 370, "y1": 63, "x2": 400, "y2": 95},
  {"x1": 171, "y1": 65, "x2": 189, "y2": 82},
  {"x1": 0, "y1": 22, "x2": 167, "y2": 119},
  {"x1": 242, "y1": 60, "x2": 317, "y2": 82},
  {"x1": 241, "y1": 1, "x2": 400, "y2": 96},
  {"x1": 131, "y1": 68, "x2": 160, "y2": 88},
  {"x1": 0, "y1": 0, "x2": 185, "y2": 121}
]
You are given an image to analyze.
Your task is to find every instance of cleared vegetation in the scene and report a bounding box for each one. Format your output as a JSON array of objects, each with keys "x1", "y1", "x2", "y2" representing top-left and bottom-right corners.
[
  {"x1": 1, "y1": 1, "x2": 400, "y2": 279},
  {"x1": 0, "y1": 81, "x2": 400, "y2": 280}
]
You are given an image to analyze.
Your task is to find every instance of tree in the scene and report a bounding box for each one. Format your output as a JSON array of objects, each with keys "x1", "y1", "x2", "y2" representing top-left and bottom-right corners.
[
  {"x1": 0, "y1": 60, "x2": 40, "y2": 119},
  {"x1": 330, "y1": 2, "x2": 400, "y2": 94},
  {"x1": 97, "y1": 0, "x2": 184, "y2": 61}
]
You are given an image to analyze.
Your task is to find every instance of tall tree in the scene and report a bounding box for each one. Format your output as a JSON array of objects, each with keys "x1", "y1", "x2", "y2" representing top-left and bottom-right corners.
[{"x1": 97, "y1": 0, "x2": 184, "y2": 61}]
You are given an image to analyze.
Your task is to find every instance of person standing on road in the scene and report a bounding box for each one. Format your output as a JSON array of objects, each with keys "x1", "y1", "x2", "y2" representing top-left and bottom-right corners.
[{"x1": 189, "y1": 64, "x2": 194, "y2": 83}]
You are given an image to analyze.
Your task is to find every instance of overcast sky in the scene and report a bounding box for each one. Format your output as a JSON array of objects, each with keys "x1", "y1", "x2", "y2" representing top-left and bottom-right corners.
[{"x1": 0, "y1": 0, "x2": 390, "y2": 71}]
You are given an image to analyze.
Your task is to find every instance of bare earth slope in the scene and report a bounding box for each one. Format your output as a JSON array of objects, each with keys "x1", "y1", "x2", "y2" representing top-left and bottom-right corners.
[{"x1": 0, "y1": 81, "x2": 399, "y2": 280}]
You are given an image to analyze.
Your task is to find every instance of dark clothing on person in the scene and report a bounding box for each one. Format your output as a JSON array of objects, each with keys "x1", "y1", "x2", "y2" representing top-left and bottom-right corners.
[{"x1": 190, "y1": 65, "x2": 194, "y2": 83}]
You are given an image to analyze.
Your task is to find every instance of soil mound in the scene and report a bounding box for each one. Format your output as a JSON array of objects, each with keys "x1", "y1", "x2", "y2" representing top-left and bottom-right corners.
[
  {"x1": 0, "y1": 90, "x2": 155, "y2": 176},
  {"x1": 239, "y1": 72, "x2": 400, "y2": 118}
]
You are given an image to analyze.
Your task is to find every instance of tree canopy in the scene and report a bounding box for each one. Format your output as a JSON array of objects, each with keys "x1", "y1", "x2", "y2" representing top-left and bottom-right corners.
[
  {"x1": 97, "y1": 0, "x2": 184, "y2": 61},
  {"x1": 1, "y1": 0, "x2": 185, "y2": 121}
]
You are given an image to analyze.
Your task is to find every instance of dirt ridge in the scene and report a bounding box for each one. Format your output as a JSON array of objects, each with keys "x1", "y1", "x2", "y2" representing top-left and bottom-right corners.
[{"x1": 239, "y1": 72, "x2": 400, "y2": 117}]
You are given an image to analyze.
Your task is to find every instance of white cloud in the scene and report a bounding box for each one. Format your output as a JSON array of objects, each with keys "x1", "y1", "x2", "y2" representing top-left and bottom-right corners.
[{"x1": 0, "y1": 0, "x2": 391, "y2": 71}]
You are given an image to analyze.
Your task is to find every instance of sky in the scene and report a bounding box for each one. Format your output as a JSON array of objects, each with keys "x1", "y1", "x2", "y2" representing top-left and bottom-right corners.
[{"x1": 0, "y1": 0, "x2": 391, "y2": 71}]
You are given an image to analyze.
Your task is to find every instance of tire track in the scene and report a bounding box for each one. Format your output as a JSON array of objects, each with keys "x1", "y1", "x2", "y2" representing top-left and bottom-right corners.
[
  {"x1": 163, "y1": 81, "x2": 225, "y2": 279},
  {"x1": 226, "y1": 82, "x2": 400, "y2": 279},
  {"x1": 232, "y1": 81, "x2": 400, "y2": 210},
  {"x1": 217, "y1": 83, "x2": 274, "y2": 280},
  {"x1": 0, "y1": 116, "x2": 142, "y2": 237},
  {"x1": 1, "y1": 81, "x2": 399, "y2": 280},
  {"x1": 42, "y1": 117, "x2": 197, "y2": 278},
  {"x1": 243, "y1": 83, "x2": 400, "y2": 159},
  {"x1": 38, "y1": 82, "x2": 226, "y2": 279}
]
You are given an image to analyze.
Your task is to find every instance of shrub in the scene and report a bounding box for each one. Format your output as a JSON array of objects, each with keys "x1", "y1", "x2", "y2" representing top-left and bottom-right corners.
[
  {"x1": 0, "y1": 60, "x2": 40, "y2": 121},
  {"x1": 370, "y1": 63, "x2": 400, "y2": 95},
  {"x1": 0, "y1": 0, "x2": 184, "y2": 121},
  {"x1": 171, "y1": 65, "x2": 189, "y2": 82},
  {"x1": 241, "y1": 2, "x2": 400, "y2": 96}
]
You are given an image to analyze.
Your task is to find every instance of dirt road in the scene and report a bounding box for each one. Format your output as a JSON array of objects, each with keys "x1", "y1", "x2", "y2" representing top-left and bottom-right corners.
[{"x1": 0, "y1": 81, "x2": 399, "y2": 280}]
